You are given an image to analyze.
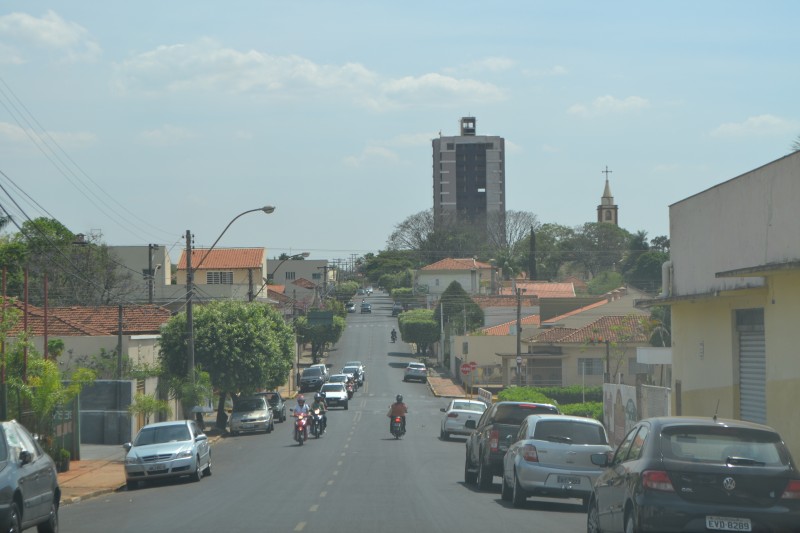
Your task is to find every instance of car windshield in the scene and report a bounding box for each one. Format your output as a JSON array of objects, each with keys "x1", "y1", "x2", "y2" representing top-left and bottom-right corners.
[
  {"x1": 0, "y1": 426, "x2": 8, "y2": 461},
  {"x1": 303, "y1": 367, "x2": 322, "y2": 376},
  {"x1": 532, "y1": 420, "x2": 608, "y2": 445},
  {"x1": 343, "y1": 367, "x2": 358, "y2": 374},
  {"x1": 661, "y1": 426, "x2": 786, "y2": 465},
  {"x1": 234, "y1": 399, "x2": 266, "y2": 412},
  {"x1": 134, "y1": 425, "x2": 191, "y2": 446},
  {"x1": 452, "y1": 401, "x2": 486, "y2": 413},
  {"x1": 495, "y1": 404, "x2": 559, "y2": 424},
  {"x1": 264, "y1": 393, "x2": 279, "y2": 404},
  {"x1": 330, "y1": 376, "x2": 346, "y2": 382},
  {"x1": 321, "y1": 384, "x2": 344, "y2": 392}
]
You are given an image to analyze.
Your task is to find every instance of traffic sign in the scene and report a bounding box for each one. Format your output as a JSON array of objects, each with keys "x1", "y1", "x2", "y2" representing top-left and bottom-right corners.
[
  {"x1": 460, "y1": 363, "x2": 472, "y2": 375},
  {"x1": 468, "y1": 361, "x2": 477, "y2": 371},
  {"x1": 516, "y1": 355, "x2": 522, "y2": 365}
]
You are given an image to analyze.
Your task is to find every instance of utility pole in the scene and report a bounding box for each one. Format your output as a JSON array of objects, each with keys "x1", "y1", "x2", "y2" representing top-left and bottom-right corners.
[
  {"x1": 185, "y1": 230, "x2": 195, "y2": 387},
  {"x1": 515, "y1": 287, "x2": 523, "y2": 387},
  {"x1": 148, "y1": 244, "x2": 159, "y2": 304}
]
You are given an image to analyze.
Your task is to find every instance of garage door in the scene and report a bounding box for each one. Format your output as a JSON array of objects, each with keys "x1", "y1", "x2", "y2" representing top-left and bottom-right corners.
[{"x1": 737, "y1": 309, "x2": 765, "y2": 424}]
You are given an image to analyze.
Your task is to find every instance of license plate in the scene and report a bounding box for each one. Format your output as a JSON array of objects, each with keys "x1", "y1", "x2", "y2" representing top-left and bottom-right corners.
[
  {"x1": 242, "y1": 423, "x2": 254, "y2": 428},
  {"x1": 557, "y1": 475, "x2": 581, "y2": 485},
  {"x1": 706, "y1": 516, "x2": 752, "y2": 531},
  {"x1": 147, "y1": 464, "x2": 167, "y2": 473}
]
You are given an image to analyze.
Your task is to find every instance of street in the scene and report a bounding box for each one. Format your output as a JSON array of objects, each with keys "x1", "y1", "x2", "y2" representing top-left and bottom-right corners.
[{"x1": 59, "y1": 293, "x2": 588, "y2": 532}]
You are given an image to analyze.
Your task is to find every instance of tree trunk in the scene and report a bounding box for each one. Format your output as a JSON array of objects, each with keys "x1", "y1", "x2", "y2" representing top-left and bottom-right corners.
[{"x1": 215, "y1": 392, "x2": 228, "y2": 429}]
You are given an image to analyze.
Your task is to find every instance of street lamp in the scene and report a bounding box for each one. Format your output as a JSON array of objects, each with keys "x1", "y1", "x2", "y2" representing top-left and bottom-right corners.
[
  {"x1": 250, "y1": 252, "x2": 310, "y2": 301},
  {"x1": 186, "y1": 206, "x2": 275, "y2": 388}
]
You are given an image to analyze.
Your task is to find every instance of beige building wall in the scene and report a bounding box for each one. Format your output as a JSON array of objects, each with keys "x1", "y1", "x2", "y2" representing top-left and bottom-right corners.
[{"x1": 416, "y1": 270, "x2": 490, "y2": 296}]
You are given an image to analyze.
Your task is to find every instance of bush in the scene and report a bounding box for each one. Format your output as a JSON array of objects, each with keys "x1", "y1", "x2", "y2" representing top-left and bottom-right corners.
[
  {"x1": 496, "y1": 387, "x2": 555, "y2": 404},
  {"x1": 558, "y1": 402, "x2": 604, "y2": 421},
  {"x1": 528, "y1": 385, "x2": 603, "y2": 404}
]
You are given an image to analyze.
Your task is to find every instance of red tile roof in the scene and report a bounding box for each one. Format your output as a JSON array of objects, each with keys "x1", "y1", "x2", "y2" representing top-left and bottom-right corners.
[
  {"x1": 177, "y1": 248, "x2": 265, "y2": 270},
  {"x1": 420, "y1": 258, "x2": 493, "y2": 271},
  {"x1": 472, "y1": 295, "x2": 539, "y2": 308},
  {"x1": 481, "y1": 315, "x2": 541, "y2": 336},
  {"x1": 499, "y1": 281, "x2": 575, "y2": 298},
  {"x1": 528, "y1": 315, "x2": 649, "y2": 344},
  {"x1": 292, "y1": 278, "x2": 316, "y2": 289}
]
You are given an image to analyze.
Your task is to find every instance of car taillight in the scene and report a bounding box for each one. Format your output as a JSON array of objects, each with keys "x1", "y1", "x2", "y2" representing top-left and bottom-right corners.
[
  {"x1": 642, "y1": 470, "x2": 674, "y2": 492},
  {"x1": 490, "y1": 430, "x2": 499, "y2": 452},
  {"x1": 522, "y1": 444, "x2": 539, "y2": 462},
  {"x1": 781, "y1": 480, "x2": 800, "y2": 500},
  {"x1": 448, "y1": 413, "x2": 459, "y2": 418}
]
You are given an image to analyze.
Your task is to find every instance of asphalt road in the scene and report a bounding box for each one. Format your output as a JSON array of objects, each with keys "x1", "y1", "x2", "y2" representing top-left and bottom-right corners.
[{"x1": 59, "y1": 292, "x2": 588, "y2": 532}]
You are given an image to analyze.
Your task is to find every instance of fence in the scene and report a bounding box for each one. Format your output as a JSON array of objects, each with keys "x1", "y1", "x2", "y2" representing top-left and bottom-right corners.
[
  {"x1": 603, "y1": 381, "x2": 671, "y2": 446},
  {"x1": 79, "y1": 380, "x2": 136, "y2": 445}
]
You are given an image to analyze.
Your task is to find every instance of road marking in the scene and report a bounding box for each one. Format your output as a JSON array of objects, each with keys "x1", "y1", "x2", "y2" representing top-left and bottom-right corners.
[
  {"x1": 294, "y1": 522, "x2": 306, "y2": 531},
  {"x1": 320, "y1": 491, "x2": 327, "y2": 498},
  {"x1": 341, "y1": 452, "x2": 346, "y2": 456},
  {"x1": 337, "y1": 460, "x2": 343, "y2": 466},
  {"x1": 344, "y1": 443, "x2": 349, "y2": 449},
  {"x1": 309, "y1": 504, "x2": 318, "y2": 512},
  {"x1": 332, "y1": 470, "x2": 338, "y2": 476},
  {"x1": 327, "y1": 479, "x2": 334, "y2": 486}
]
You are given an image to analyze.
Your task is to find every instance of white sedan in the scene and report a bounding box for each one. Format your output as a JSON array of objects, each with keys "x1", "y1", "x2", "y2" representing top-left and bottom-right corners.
[{"x1": 440, "y1": 399, "x2": 488, "y2": 440}]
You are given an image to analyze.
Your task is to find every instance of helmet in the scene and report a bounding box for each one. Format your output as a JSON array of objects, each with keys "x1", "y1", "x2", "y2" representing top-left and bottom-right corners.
[
  {"x1": 396, "y1": 394, "x2": 403, "y2": 403},
  {"x1": 314, "y1": 393, "x2": 323, "y2": 401},
  {"x1": 297, "y1": 395, "x2": 305, "y2": 403}
]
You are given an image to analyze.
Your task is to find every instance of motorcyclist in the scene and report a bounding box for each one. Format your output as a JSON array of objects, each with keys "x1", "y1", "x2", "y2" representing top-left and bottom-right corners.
[
  {"x1": 391, "y1": 328, "x2": 397, "y2": 342},
  {"x1": 388, "y1": 394, "x2": 408, "y2": 433},
  {"x1": 311, "y1": 393, "x2": 328, "y2": 433},
  {"x1": 292, "y1": 395, "x2": 310, "y2": 440}
]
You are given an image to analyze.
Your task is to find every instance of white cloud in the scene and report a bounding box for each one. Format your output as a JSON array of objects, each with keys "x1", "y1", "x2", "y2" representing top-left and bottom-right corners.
[
  {"x1": 112, "y1": 39, "x2": 505, "y2": 110},
  {"x1": 0, "y1": 121, "x2": 95, "y2": 147},
  {"x1": 139, "y1": 124, "x2": 198, "y2": 146},
  {"x1": 711, "y1": 114, "x2": 799, "y2": 138},
  {"x1": 0, "y1": 10, "x2": 101, "y2": 62},
  {"x1": 567, "y1": 95, "x2": 650, "y2": 117}
]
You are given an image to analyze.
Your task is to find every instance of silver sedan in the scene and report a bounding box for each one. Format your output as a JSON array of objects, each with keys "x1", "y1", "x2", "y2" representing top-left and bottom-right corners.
[
  {"x1": 501, "y1": 414, "x2": 612, "y2": 508},
  {"x1": 123, "y1": 420, "x2": 211, "y2": 490},
  {"x1": 439, "y1": 399, "x2": 487, "y2": 439}
]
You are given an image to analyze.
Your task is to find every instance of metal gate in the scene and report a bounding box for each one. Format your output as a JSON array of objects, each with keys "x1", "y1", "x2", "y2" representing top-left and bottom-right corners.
[{"x1": 737, "y1": 309, "x2": 766, "y2": 424}]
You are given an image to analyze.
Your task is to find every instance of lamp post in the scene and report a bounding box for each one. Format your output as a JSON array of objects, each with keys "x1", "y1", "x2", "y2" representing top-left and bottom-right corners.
[
  {"x1": 186, "y1": 206, "x2": 275, "y2": 388},
  {"x1": 249, "y1": 252, "x2": 310, "y2": 301}
]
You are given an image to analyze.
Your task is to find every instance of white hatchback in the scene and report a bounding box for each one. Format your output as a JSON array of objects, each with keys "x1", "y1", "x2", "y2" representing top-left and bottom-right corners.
[
  {"x1": 403, "y1": 362, "x2": 427, "y2": 383},
  {"x1": 440, "y1": 399, "x2": 488, "y2": 439}
]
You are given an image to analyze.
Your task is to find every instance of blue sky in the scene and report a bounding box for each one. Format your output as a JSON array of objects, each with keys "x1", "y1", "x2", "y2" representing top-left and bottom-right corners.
[{"x1": 1, "y1": 2, "x2": 799, "y2": 262}]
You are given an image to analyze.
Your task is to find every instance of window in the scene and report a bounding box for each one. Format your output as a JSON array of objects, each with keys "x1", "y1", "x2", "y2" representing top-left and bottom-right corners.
[
  {"x1": 206, "y1": 271, "x2": 233, "y2": 284},
  {"x1": 604, "y1": 210, "x2": 613, "y2": 221},
  {"x1": 578, "y1": 358, "x2": 604, "y2": 375},
  {"x1": 462, "y1": 342, "x2": 469, "y2": 355},
  {"x1": 285, "y1": 271, "x2": 296, "y2": 281},
  {"x1": 446, "y1": 143, "x2": 454, "y2": 150}
]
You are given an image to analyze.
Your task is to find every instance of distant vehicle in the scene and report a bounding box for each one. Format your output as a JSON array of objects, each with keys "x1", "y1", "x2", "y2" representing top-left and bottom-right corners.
[
  {"x1": 0, "y1": 419, "x2": 60, "y2": 532},
  {"x1": 123, "y1": 420, "x2": 211, "y2": 490},
  {"x1": 320, "y1": 383, "x2": 348, "y2": 409},
  {"x1": 391, "y1": 303, "x2": 403, "y2": 316},
  {"x1": 258, "y1": 391, "x2": 287, "y2": 422},
  {"x1": 308, "y1": 363, "x2": 330, "y2": 382},
  {"x1": 345, "y1": 301, "x2": 356, "y2": 313},
  {"x1": 299, "y1": 366, "x2": 326, "y2": 392},
  {"x1": 464, "y1": 401, "x2": 561, "y2": 490},
  {"x1": 440, "y1": 399, "x2": 487, "y2": 440},
  {"x1": 587, "y1": 416, "x2": 800, "y2": 533},
  {"x1": 360, "y1": 302, "x2": 372, "y2": 313},
  {"x1": 356, "y1": 288, "x2": 366, "y2": 296},
  {"x1": 343, "y1": 361, "x2": 366, "y2": 383},
  {"x1": 403, "y1": 362, "x2": 427, "y2": 383},
  {"x1": 229, "y1": 396, "x2": 274, "y2": 435},
  {"x1": 342, "y1": 364, "x2": 364, "y2": 386},
  {"x1": 502, "y1": 414, "x2": 612, "y2": 508},
  {"x1": 365, "y1": 286, "x2": 373, "y2": 295}
]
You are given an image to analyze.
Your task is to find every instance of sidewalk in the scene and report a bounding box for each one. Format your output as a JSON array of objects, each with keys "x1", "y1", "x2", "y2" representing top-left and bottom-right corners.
[{"x1": 427, "y1": 367, "x2": 467, "y2": 398}]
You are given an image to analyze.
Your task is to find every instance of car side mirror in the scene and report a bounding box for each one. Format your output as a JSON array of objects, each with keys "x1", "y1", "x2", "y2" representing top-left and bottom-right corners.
[
  {"x1": 464, "y1": 420, "x2": 477, "y2": 430},
  {"x1": 590, "y1": 452, "x2": 610, "y2": 467},
  {"x1": 195, "y1": 434, "x2": 208, "y2": 442},
  {"x1": 19, "y1": 450, "x2": 32, "y2": 465},
  {"x1": 122, "y1": 442, "x2": 132, "y2": 452},
  {"x1": 440, "y1": 408, "x2": 446, "y2": 412}
]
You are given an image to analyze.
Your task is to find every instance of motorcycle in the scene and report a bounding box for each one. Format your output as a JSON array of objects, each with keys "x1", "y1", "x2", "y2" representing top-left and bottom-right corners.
[
  {"x1": 345, "y1": 382, "x2": 354, "y2": 399},
  {"x1": 391, "y1": 331, "x2": 397, "y2": 343},
  {"x1": 311, "y1": 408, "x2": 324, "y2": 438},
  {"x1": 294, "y1": 413, "x2": 308, "y2": 445},
  {"x1": 390, "y1": 416, "x2": 405, "y2": 439}
]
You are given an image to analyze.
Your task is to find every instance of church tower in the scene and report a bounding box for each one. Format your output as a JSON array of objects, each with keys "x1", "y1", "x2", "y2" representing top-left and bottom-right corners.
[{"x1": 597, "y1": 166, "x2": 618, "y2": 225}]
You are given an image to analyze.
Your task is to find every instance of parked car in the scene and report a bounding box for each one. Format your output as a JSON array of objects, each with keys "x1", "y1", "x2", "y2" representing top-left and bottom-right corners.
[
  {"x1": 344, "y1": 361, "x2": 366, "y2": 383},
  {"x1": 258, "y1": 391, "x2": 287, "y2": 422},
  {"x1": 440, "y1": 399, "x2": 488, "y2": 440},
  {"x1": 403, "y1": 361, "x2": 427, "y2": 383},
  {"x1": 391, "y1": 302, "x2": 404, "y2": 316},
  {"x1": 308, "y1": 363, "x2": 330, "y2": 382},
  {"x1": 587, "y1": 416, "x2": 800, "y2": 533},
  {"x1": 345, "y1": 301, "x2": 356, "y2": 313},
  {"x1": 502, "y1": 414, "x2": 612, "y2": 508},
  {"x1": 123, "y1": 420, "x2": 211, "y2": 490},
  {"x1": 360, "y1": 302, "x2": 372, "y2": 313},
  {"x1": 464, "y1": 401, "x2": 561, "y2": 490},
  {"x1": 342, "y1": 364, "x2": 364, "y2": 386},
  {"x1": 319, "y1": 383, "x2": 349, "y2": 409},
  {"x1": 229, "y1": 396, "x2": 274, "y2": 435},
  {"x1": 299, "y1": 366, "x2": 327, "y2": 392},
  {"x1": 0, "y1": 419, "x2": 59, "y2": 533}
]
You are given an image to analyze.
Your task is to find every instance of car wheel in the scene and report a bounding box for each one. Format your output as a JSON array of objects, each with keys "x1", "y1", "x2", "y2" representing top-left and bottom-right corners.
[
  {"x1": 586, "y1": 498, "x2": 601, "y2": 533},
  {"x1": 512, "y1": 469, "x2": 527, "y2": 508},
  {"x1": 344, "y1": 401, "x2": 349, "y2": 410},
  {"x1": 624, "y1": 510, "x2": 636, "y2": 533},
  {"x1": 477, "y1": 457, "x2": 492, "y2": 490},
  {"x1": 192, "y1": 457, "x2": 203, "y2": 482},
  {"x1": 267, "y1": 420, "x2": 274, "y2": 433},
  {"x1": 8, "y1": 502, "x2": 21, "y2": 533},
  {"x1": 440, "y1": 427, "x2": 448, "y2": 440},
  {"x1": 464, "y1": 455, "x2": 477, "y2": 484},
  {"x1": 501, "y1": 472, "x2": 513, "y2": 502},
  {"x1": 403, "y1": 377, "x2": 408, "y2": 382},
  {"x1": 37, "y1": 498, "x2": 58, "y2": 533},
  {"x1": 203, "y1": 456, "x2": 212, "y2": 477},
  {"x1": 230, "y1": 430, "x2": 238, "y2": 436}
]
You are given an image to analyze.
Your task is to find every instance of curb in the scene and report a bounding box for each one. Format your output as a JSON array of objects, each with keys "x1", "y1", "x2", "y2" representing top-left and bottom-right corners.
[{"x1": 63, "y1": 487, "x2": 120, "y2": 506}]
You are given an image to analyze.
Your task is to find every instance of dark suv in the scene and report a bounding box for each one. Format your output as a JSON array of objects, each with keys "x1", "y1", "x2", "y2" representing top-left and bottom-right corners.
[
  {"x1": 464, "y1": 401, "x2": 560, "y2": 490},
  {"x1": 299, "y1": 366, "x2": 326, "y2": 392}
]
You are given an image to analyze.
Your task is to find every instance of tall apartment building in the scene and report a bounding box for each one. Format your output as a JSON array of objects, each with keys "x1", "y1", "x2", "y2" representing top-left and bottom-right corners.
[{"x1": 432, "y1": 117, "x2": 505, "y2": 241}]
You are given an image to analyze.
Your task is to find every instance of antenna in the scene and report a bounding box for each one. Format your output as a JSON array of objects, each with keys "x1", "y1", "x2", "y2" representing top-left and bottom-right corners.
[{"x1": 713, "y1": 399, "x2": 720, "y2": 422}]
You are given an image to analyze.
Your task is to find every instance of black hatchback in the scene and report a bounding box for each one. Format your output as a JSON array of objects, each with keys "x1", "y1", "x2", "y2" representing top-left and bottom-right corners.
[{"x1": 587, "y1": 416, "x2": 800, "y2": 533}]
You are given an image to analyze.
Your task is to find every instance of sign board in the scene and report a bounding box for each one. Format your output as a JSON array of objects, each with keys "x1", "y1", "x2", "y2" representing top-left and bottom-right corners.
[
  {"x1": 460, "y1": 363, "x2": 472, "y2": 375},
  {"x1": 308, "y1": 310, "x2": 334, "y2": 326},
  {"x1": 516, "y1": 355, "x2": 522, "y2": 365},
  {"x1": 469, "y1": 361, "x2": 477, "y2": 371}
]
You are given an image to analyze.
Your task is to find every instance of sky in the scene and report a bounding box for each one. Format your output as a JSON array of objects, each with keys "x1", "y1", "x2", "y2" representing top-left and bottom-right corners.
[{"x1": 1, "y1": 2, "x2": 799, "y2": 263}]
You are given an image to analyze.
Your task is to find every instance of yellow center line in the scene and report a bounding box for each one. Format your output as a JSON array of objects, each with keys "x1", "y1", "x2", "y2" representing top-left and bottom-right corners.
[{"x1": 294, "y1": 522, "x2": 306, "y2": 531}]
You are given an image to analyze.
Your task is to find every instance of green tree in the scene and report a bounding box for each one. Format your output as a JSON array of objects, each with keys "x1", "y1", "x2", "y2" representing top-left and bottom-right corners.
[
  {"x1": 128, "y1": 393, "x2": 172, "y2": 425},
  {"x1": 362, "y1": 249, "x2": 418, "y2": 284},
  {"x1": 586, "y1": 271, "x2": 624, "y2": 295},
  {"x1": 294, "y1": 313, "x2": 346, "y2": 364},
  {"x1": 434, "y1": 281, "x2": 484, "y2": 334},
  {"x1": 159, "y1": 301, "x2": 295, "y2": 428},
  {"x1": 624, "y1": 250, "x2": 669, "y2": 293},
  {"x1": 398, "y1": 309, "x2": 439, "y2": 355}
]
